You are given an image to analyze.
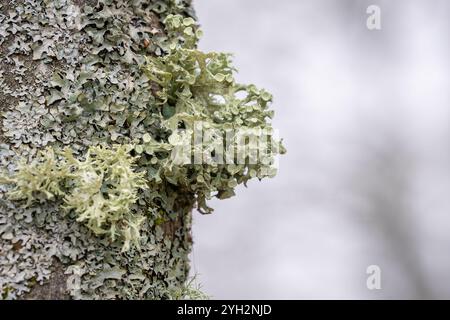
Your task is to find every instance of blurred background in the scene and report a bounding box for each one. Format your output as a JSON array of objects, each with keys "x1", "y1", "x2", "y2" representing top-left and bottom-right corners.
[{"x1": 190, "y1": 0, "x2": 450, "y2": 299}]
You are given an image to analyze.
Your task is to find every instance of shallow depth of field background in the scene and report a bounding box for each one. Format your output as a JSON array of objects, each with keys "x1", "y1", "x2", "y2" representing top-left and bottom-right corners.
[{"x1": 190, "y1": 0, "x2": 450, "y2": 299}]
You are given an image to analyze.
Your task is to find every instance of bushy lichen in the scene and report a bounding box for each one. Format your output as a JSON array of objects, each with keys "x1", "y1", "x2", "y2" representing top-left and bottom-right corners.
[
  {"x1": 0, "y1": 147, "x2": 70, "y2": 206},
  {"x1": 1, "y1": 145, "x2": 148, "y2": 252},
  {"x1": 63, "y1": 145, "x2": 148, "y2": 252},
  {"x1": 167, "y1": 276, "x2": 210, "y2": 300},
  {"x1": 0, "y1": 0, "x2": 283, "y2": 299}
]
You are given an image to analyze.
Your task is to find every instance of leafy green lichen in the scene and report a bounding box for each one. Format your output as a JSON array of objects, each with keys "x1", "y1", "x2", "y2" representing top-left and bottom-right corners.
[
  {"x1": 137, "y1": 14, "x2": 285, "y2": 214},
  {"x1": 0, "y1": 0, "x2": 284, "y2": 300}
]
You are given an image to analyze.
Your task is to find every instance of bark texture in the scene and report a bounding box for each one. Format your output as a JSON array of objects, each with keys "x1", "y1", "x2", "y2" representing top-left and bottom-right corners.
[{"x1": 0, "y1": 0, "x2": 195, "y2": 299}]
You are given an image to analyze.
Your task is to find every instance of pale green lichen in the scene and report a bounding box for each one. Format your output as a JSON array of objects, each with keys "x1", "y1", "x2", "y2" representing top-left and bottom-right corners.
[
  {"x1": 167, "y1": 276, "x2": 210, "y2": 300},
  {"x1": 0, "y1": 0, "x2": 283, "y2": 300},
  {"x1": 62, "y1": 145, "x2": 148, "y2": 252},
  {"x1": 1, "y1": 145, "x2": 148, "y2": 252},
  {"x1": 0, "y1": 147, "x2": 69, "y2": 206},
  {"x1": 137, "y1": 13, "x2": 285, "y2": 213}
]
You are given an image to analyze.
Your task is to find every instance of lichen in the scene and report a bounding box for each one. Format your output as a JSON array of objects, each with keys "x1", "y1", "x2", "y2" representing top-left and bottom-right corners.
[
  {"x1": 136, "y1": 13, "x2": 285, "y2": 213},
  {"x1": 0, "y1": 0, "x2": 284, "y2": 299},
  {"x1": 167, "y1": 276, "x2": 210, "y2": 300},
  {"x1": 1, "y1": 145, "x2": 148, "y2": 252}
]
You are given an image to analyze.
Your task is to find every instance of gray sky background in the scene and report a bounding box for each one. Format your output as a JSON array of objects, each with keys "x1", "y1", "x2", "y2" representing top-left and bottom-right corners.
[{"x1": 190, "y1": 0, "x2": 450, "y2": 299}]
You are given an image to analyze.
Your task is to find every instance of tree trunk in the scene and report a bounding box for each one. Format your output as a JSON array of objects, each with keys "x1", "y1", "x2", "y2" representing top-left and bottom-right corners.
[{"x1": 0, "y1": 0, "x2": 195, "y2": 299}]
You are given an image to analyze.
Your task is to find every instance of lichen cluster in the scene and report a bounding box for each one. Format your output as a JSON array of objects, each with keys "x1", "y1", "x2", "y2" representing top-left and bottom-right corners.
[
  {"x1": 1, "y1": 145, "x2": 148, "y2": 252},
  {"x1": 0, "y1": 0, "x2": 283, "y2": 299},
  {"x1": 140, "y1": 14, "x2": 284, "y2": 213}
]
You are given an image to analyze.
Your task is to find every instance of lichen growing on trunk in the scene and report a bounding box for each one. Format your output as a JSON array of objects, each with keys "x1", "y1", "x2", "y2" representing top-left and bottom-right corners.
[{"x1": 0, "y1": 0, "x2": 284, "y2": 299}]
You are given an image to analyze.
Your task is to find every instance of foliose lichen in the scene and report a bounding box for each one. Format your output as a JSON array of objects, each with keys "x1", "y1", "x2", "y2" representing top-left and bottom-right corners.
[{"x1": 0, "y1": 0, "x2": 284, "y2": 299}]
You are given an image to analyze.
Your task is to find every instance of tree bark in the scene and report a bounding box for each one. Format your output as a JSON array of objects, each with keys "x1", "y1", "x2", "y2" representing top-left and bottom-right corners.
[{"x1": 0, "y1": 0, "x2": 195, "y2": 299}]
